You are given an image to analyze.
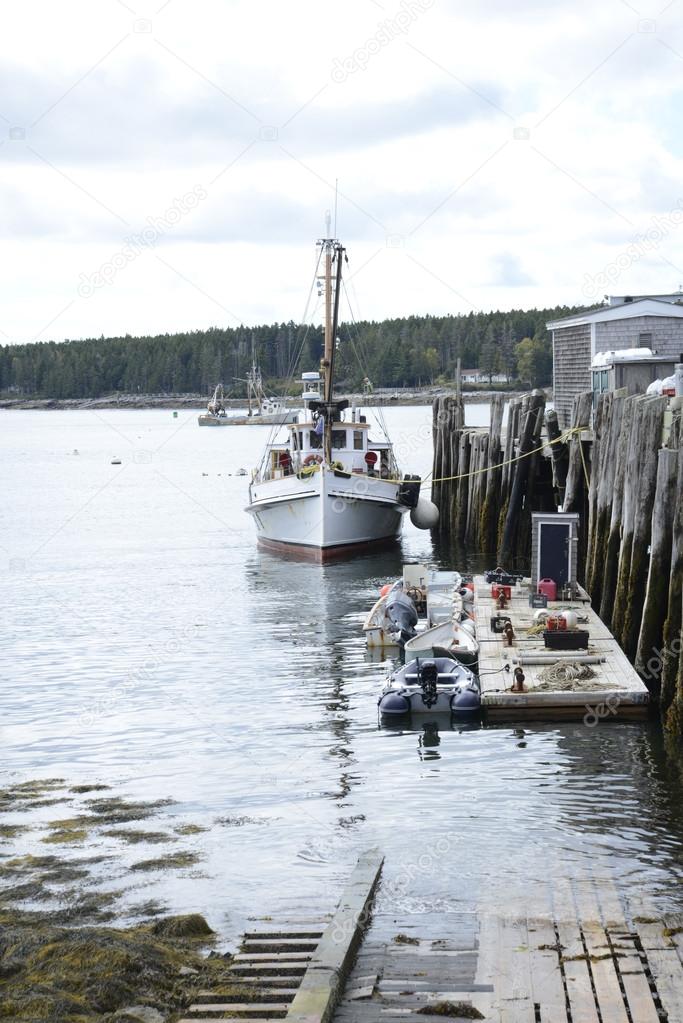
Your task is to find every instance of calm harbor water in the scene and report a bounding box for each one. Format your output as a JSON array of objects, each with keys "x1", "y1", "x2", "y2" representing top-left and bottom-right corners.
[{"x1": 2, "y1": 404, "x2": 683, "y2": 944}]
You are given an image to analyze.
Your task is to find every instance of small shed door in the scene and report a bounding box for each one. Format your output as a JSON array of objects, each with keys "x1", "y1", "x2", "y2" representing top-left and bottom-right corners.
[{"x1": 538, "y1": 522, "x2": 571, "y2": 586}]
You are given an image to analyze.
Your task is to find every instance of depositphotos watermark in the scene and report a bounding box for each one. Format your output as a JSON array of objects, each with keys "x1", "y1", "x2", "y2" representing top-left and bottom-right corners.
[
  {"x1": 77, "y1": 185, "x2": 208, "y2": 297},
  {"x1": 582, "y1": 199, "x2": 683, "y2": 300},
  {"x1": 331, "y1": 0, "x2": 434, "y2": 83}
]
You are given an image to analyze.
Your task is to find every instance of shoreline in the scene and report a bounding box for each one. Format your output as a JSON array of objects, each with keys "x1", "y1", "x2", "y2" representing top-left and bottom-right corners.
[{"x1": 0, "y1": 388, "x2": 528, "y2": 411}]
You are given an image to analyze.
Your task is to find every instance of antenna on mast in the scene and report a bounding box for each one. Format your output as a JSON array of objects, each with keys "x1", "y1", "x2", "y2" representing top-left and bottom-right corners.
[
  {"x1": 333, "y1": 179, "x2": 339, "y2": 238},
  {"x1": 325, "y1": 209, "x2": 332, "y2": 239}
]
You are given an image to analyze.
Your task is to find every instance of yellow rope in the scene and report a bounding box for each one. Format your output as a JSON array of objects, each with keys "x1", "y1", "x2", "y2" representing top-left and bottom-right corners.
[
  {"x1": 320, "y1": 424, "x2": 584, "y2": 487},
  {"x1": 426, "y1": 425, "x2": 583, "y2": 485}
]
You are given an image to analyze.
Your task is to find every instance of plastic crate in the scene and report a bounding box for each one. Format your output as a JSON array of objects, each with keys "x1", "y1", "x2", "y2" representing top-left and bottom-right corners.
[{"x1": 543, "y1": 630, "x2": 589, "y2": 650}]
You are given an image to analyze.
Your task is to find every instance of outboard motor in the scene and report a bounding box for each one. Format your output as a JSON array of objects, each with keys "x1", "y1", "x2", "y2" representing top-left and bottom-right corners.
[
  {"x1": 385, "y1": 591, "x2": 418, "y2": 643},
  {"x1": 419, "y1": 660, "x2": 439, "y2": 709}
]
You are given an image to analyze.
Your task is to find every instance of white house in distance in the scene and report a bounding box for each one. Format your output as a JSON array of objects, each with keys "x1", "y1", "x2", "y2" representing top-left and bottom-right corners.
[
  {"x1": 547, "y1": 295, "x2": 683, "y2": 426},
  {"x1": 460, "y1": 368, "x2": 508, "y2": 385}
]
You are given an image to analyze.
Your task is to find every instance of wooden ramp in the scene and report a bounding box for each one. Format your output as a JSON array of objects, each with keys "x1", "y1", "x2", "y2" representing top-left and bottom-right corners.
[
  {"x1": 179, "y1": 850, "x2": 384, "y2": 1023},
  {"x1": 474, "y1": 575, "x2": 650, "y2": 720},
  {"x1": 333, "y1": 910, "x2": 485, "y2": 1023}
]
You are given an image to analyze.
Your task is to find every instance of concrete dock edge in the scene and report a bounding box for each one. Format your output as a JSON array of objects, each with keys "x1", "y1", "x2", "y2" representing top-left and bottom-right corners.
[{"x1": 285, "y1": 849, "x2": 384, "y2": 1023}]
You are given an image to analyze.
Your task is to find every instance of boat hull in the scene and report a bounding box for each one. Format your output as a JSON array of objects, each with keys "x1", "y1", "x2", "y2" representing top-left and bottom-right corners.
[
  {"x1": 198, "y1": 411, "x2": 298, "y2": 426},
  {"x1": 246, "y1": 467, "x2": 406, "y2": 560},
  {"x1": 404, "y1": 622, "x2": 479, "y2": 667}
]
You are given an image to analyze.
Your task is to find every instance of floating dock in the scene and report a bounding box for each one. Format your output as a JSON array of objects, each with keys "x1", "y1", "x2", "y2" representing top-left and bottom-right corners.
[{"x1": 473, "y1": 575, "x2": 650, "y2": 721}]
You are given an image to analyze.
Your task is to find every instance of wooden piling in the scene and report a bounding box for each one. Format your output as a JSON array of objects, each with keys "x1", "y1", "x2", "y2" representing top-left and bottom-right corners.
[
  {"x1": 545, "y1": 408, "x2": 568, "y2": 506},
  {"x1": 661, "y1": 438, "x2": 683, "y2": 720},
  {"x1": 613, "y1": 396, "x2": 667, "y2": 660},
  {"x1": 498, "y1": 390, "x2": 545, "y2": 567},
  {"x1": 454, "y1": 430, "x2": 471, "y2": 540},
  {"x1": 635, "y1": 448, "x2": 679, "y2": 679},
  {"x1": 585, "y1": 391, "x2": 624, "y2": 609},
  {"x1": 598, "y1": 395, "x2": 637, "y2": 629},
  {"x1": 480, "y1": 394, "x2": 505, "y2": 553}
]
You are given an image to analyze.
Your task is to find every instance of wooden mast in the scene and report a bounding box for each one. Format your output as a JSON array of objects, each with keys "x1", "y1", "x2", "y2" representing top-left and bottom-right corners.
[
  {"x1": 319, "y1": 213, "x2": 346, "y2": 463},
  {"x1": 323, "y1": 216, "x2": 333, "y2": 405}
]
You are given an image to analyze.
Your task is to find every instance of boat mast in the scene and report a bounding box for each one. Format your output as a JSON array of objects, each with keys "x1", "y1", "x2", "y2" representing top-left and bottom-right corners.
[
  {"x1": 323, "y1": 214, "x2": 333, "y2": 406},
  {"x1": 321, "y1": 212, "x2": 345, "y2": 463}
]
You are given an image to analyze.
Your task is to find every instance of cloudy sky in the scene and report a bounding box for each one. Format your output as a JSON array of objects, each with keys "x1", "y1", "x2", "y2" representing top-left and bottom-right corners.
[{"x1": 3, "y1": 0, "x2": 683, "y2": 344}]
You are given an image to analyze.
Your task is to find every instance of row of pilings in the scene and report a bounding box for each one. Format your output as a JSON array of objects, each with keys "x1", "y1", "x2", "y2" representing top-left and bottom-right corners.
[{"x1": 431, "y1": 389, "x2": 683, "y2": 734}]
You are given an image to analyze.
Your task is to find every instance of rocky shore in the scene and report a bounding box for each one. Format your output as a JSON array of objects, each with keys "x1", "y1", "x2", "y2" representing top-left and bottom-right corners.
[{"x1": 0, "y1": 386, "x2": 525, "y2": 411}]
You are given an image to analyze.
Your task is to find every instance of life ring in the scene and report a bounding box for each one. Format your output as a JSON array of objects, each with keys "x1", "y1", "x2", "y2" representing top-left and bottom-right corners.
[{"x1": 303, "y1": 454, "x2": 323, "y2": 466}]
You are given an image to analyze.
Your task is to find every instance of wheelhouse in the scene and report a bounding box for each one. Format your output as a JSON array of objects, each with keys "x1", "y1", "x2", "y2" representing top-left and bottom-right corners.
[{"x1": 256, "y1": 371, "x2": 400, "y2": 482}]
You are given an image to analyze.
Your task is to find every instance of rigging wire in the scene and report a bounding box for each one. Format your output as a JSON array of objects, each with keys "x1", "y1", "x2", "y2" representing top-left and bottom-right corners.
[
  {"x1": 256, "y1": 246, "x2": 325, "y2": 473},
  {"x1": 339, "y1": 277, "x2": 393, "y2": 448}
]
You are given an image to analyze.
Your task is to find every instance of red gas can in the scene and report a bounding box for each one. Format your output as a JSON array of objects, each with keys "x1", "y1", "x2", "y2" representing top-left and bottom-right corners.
[
  {"x1": 538, "y1": 578, "x2": 557, "y2": 602},
  {"x1": 491, "y1": 584, "x2": 512, "y2": 600}
]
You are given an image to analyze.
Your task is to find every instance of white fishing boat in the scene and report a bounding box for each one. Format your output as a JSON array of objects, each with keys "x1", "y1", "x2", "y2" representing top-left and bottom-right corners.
[
  {"x1": 378, "y1": 656, "x2": 481, "y2": 718},
  {"x1": 245, "y1": 226, "x2": 437, "y2": 560},
  {"x1": 198, "y1": 370, "x2": 298, "y2": 427}
]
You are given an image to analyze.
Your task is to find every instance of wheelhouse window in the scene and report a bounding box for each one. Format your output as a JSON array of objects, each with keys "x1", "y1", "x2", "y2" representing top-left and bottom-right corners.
[
  {"x1": 309, "y1": 430, "x2": 323, "y2": 449},
  {"x1": 331, "y1": 430, "x2": 347, "y2": 449},
  {"x1": 353, "y1": 430, "x2": 364, "y2": 450}
]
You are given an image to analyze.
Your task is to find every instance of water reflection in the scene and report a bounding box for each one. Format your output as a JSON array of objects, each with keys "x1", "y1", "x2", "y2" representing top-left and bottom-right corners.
[
  {"x1": 418, "y1": 722, "x2": 441, "y2": 760},
  {"x1": 4, "y1": 408, "x2": 683, "y2": 936}
]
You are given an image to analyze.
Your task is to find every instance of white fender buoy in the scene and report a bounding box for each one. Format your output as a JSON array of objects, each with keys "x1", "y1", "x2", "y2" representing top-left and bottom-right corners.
[{"x1": 410, "y1": 498, "x2": 439, "y2": 529}]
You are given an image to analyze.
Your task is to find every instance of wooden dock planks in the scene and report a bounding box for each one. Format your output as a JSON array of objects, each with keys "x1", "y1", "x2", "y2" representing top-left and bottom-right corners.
[{"x1": 474, "y1": 574, "x2": 650, "y2": 719}]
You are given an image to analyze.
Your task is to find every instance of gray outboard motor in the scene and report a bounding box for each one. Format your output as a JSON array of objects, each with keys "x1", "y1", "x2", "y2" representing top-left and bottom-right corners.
[{"x1": 385, "y1": 591, "x2": 418, "y2": 643}]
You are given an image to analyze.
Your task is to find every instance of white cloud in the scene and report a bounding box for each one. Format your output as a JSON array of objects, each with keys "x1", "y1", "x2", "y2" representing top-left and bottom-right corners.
[{"x1": 2, "y1": 0, "x2": 683, "y2": 344}]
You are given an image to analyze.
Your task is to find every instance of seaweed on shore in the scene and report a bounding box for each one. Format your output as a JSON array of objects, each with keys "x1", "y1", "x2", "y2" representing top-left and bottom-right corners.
[
  {"x1": 84, "y1": 798, "x2": 176, "y2": 826},
  {"x1": 101, "y1": 830, "x2": 175, "y2": 845},
  {"x1": 0, "y1": 907, "x2": 225, "y2": 1022},
  {"x1": 41, "y1": 829, "x2": 88, "y2": 845},
  {"x1": 130, "y1": 852, "x2": 201, "y2": 873}
]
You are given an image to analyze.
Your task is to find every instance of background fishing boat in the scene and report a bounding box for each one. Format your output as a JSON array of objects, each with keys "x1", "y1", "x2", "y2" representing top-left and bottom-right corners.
[{"x1": 198, "y1": 369, "x2": 298, "y2": 427}]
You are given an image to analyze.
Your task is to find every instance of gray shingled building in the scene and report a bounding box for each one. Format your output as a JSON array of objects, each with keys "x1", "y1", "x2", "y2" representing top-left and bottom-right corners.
[{"x1": 547, "y1": 297, "x2": 683, "y2": 426}]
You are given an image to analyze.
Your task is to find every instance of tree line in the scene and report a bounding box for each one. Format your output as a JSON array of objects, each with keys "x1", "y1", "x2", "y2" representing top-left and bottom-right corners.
[{"x1": 0, "y1": 304, "x2": 586, "y2": 399}]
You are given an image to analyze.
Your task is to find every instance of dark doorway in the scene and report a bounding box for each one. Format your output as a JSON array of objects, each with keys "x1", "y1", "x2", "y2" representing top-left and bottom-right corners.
[{"x1": 539, "y1": 522, "x2": 571, "y2": 585}]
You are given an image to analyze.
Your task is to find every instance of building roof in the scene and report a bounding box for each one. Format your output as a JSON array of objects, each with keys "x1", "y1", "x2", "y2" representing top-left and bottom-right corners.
[
  {"x1": 547, "y1": 298, "x2": 683, "y2": 330},
  {"x1": 607, "y1": 292, "x2": 683, "y2": 306}
]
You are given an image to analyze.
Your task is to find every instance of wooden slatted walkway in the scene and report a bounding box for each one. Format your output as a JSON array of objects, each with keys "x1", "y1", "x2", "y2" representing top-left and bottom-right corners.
[{"x1": 332, "y1": 876, "x2": 683, "y2": 1022}]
